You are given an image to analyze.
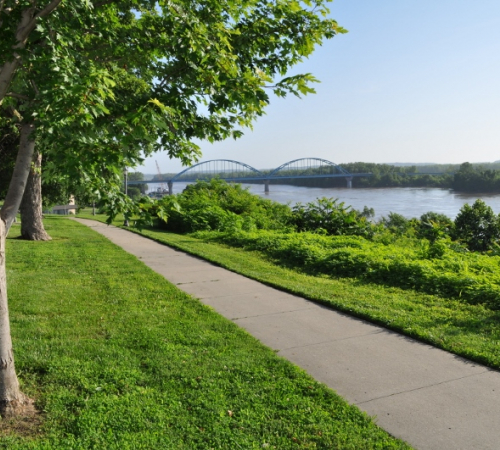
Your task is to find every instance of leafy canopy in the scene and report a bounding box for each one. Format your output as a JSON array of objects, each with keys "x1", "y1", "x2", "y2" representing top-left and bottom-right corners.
[{"x1": 1, "y1": 0, "x2": 345, "y2": 214}]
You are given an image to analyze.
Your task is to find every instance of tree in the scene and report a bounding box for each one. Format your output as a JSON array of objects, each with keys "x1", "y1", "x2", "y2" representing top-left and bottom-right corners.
[
  {"x1": 417, "y1": 211, "x2": 453, "y2": 243},
  {"x1": 380, "y1": 212, "x2": 412, "y2": 236},
  {"x1": 0, "y1": 0, "x2": 344, "y2": 415},
  {"x1": 453, "y1": 200, "x2": 500, "y2": 251}
]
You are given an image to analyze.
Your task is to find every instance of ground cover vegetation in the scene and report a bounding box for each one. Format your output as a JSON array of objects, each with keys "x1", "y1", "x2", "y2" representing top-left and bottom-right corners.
[
  {"x1": 74, "y1": 179, "x2": 500, "y2": 369},
  {"x1": 1, "y1": 217, "x2": 410, "y2": 449}
]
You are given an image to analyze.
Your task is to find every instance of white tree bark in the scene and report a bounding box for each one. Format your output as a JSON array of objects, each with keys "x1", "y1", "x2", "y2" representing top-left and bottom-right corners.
[
  {"x1": 0, "y1": 123, "x2": 36, "y2": 416},
  {"x1": 0, "y1": 219, "x2": 27, "y2": 415}
]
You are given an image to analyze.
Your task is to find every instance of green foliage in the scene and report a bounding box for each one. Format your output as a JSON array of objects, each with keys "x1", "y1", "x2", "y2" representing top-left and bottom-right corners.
[
  {"x1": 127, "y1": 186, "x2": 142, "y2": 201},
  {"x1": 359, "y1": 206, "x2": 375, "y2": 219},
  {"x1": 292, "y1": 197, "x2": 374, "y2": 237},
  {"x1": 453, "y1": 200, "x2": 500, "y2": 251},
  {"x1": 2, "y1": 0, "x2": 345, "y2": 221},
  {"x1": 193, "y1": 229, "x2": 500, "y2": 310},
  {"x1": 127, "y1": 172, "x2": 148, "y2": 195},
  {"x1": 417, "y1": 212, "x2": 454, "y2": 243},
  {"x1": 342, "y1": 162, "x2": 453, "y2": 189},
  {"x1": 150, "y1": 179, "x2": 293, "y2": 233},
  {"x1": 138, "y1": 183, "x2": 378, "y2": 239},
  {"x1": 379, "y1": 212, "x2": 417, "y2": 236},
  {"x1": 418, "y1": 237, "x2": 449, "y2": 259}
]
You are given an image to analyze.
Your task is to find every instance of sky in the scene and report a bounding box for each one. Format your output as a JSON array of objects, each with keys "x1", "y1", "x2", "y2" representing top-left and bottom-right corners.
[{"x1": 140, "y1": 0, "x2": 500, "y2": 174}]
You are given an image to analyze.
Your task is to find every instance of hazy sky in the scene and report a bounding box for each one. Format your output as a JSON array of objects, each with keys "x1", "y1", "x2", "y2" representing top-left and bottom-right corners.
[{"x1": 140, "y1": 0, "x2": 500, "y2": 174}]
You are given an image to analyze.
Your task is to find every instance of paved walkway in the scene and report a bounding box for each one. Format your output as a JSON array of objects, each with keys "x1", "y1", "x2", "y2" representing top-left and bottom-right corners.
[{"x1": 75, "y1": 219, "x2": 500, "y2": 450}]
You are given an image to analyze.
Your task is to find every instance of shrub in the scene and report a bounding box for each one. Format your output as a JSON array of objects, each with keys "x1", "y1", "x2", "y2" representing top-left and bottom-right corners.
[
  {"x1": 153, "y1": 179, "x2": 293, "y2": 233},
  {"x1": 292, "y1": 197, "x2": 374, "y2": 237},
  {"x1": 453, "y1": 200, "x2": 500, "y2": 251},
  {"x1": 379, "y1": 212, "x2": 417, "y2": 236},
  {"x1": 196, "y1": 229, "x2": 500, "y2": 309},
  {"x1": 417, "y1": 211, "x2": 454, "y2": 242}
]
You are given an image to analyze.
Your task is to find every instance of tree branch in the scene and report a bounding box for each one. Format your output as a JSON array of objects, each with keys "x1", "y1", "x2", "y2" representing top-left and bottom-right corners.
[
  {"x1": 30, "y1": 79, "x2": 39, "y2": 96},
  {"x1": 6, "y1": 92, "x2": 30, "y2": 101},
  {"x1": 16, "y1": 0, "x2": 63, "y2": 45},
  {"x1": 0, "y1": 0, "x2": 62, "y2": 102}
]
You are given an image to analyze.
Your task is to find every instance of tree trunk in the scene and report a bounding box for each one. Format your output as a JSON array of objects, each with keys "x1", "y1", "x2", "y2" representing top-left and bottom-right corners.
[
  {"x1": 0, "y1": 123, "x2": 36, "y2": 417},
  {"x1": 2, "y1": 123, "x2": 36, "y2": 231},
  {"x1": 0, "y1": 220, "x2": 32, "y2": 416},
  {"x1": 20, "y1": 152, "x2": 51, "y2": 241}
]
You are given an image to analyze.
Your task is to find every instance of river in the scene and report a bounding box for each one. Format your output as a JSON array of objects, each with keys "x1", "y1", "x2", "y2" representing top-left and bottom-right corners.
[{"x1": 146, "y1": 182, "x2": 500, "y2": 220}]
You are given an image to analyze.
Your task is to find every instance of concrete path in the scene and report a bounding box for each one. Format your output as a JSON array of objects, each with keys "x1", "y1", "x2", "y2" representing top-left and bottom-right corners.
[{"x1": 75, "y1": 219, "x2": 500, "y2": 450}]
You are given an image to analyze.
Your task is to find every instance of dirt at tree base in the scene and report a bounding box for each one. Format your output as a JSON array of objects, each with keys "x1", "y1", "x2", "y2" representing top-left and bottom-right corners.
[{"x1": 0, "y1": 395, "x2": 42, "y2": 438}]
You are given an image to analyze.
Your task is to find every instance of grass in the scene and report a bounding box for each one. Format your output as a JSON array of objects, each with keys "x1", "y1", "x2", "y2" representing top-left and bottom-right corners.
[
  {"x1": 1, "y1": 217, "x2": 410, "y2": 449},
  {"x1": 75, "y1": 210, "x2": 500, "y2": 371}
]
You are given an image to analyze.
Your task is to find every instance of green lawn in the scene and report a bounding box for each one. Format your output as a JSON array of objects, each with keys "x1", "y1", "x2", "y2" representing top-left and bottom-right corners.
[
  {"x1": 2, "y1": 217, "x2": 409, "y2": 449},
  {"x1": 76, "y1": 211, "x2": 500, "y2": 371}
]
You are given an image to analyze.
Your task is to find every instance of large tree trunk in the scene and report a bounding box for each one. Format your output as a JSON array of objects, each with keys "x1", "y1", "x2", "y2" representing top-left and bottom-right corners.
[
  {"x1": 20, "y1": 152, "x2": 51, "y2": 241},
  {"x1": 0, "y1": 220, "x2": 32, "y2": 416},
  {"x1": 0, "y1": 123, "x2": 36, "y2": 417}
]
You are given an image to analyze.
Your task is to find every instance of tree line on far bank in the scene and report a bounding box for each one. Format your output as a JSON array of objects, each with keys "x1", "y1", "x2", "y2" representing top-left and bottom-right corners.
[
  {"x1": 152, "y1": 161, "x2": 500, "y2": 192},
  {"x1": 263, "y1": 161, "x2": 500, "y2": 192}
]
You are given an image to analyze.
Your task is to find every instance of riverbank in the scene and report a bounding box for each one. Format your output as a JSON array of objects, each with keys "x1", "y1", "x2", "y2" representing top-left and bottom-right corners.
[
  {"x1": 148, "y1": 183, "x2": 500, "y2": 220},
  {"x1": 2, "y1": 218, "x2": 408, "y2": 448}
]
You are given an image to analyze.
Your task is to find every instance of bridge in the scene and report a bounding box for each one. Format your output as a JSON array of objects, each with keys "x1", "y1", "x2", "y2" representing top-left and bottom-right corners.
[{"x1": 128, "y1": 158, "x2": 373, "y2": 194}]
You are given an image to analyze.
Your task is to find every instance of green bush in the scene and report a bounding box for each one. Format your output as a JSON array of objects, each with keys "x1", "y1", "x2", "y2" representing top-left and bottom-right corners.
[
  {"x1": 292, "y1": 197, "x2": 374, "y2": 237},
  {"x1": 195, "y1": 229, "x2": 500, "y2": 309},
  {"x1": 453, "y1": 200, "x2": 500, "y2": 251},
  {"x1": 154, "y1": 179, "x2": 294, "y2": 233},
  {"x1": 379, "y1": 212, "x2": 418, "y2": 236},
  {"x1": 417, "y1": 211, "x2": 454, "y2": 242}
]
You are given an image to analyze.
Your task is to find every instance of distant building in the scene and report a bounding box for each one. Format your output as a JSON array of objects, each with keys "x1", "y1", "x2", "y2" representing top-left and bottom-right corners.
[{"x1": 50, "y1": 195, "x2": 76, "y2": 215}]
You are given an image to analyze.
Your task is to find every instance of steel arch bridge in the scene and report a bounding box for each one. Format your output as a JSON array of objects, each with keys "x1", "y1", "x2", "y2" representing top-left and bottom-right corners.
[
  {"x1": 137, "y1": 157, "x2": 372, "y2": 195},
  {"x1": 268, "y1": 158, "x2": 351, "y2": 179},
  {"x1": 171, "y1": 159, "x2": 264, "y2": 183}
]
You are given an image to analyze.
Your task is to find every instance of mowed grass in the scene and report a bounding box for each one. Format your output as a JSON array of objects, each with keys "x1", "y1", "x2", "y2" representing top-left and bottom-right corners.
[
  {"x1": 76, "y1": 211, "x2": 500, "y2": 371},
  {"x1": 1, "y1": 217, "x2": 409, "y2": 449}
]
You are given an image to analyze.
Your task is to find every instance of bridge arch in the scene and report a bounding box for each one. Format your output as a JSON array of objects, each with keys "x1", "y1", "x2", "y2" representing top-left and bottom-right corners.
[
  {"x1": 171, "y1": 159, "x2": 264, "y2": 182},
  {"x1": 268, "y1": 158, "x2": 351, "y2": 177}
]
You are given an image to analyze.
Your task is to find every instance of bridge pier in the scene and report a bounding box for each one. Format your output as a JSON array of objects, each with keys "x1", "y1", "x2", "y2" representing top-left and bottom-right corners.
[
  {"x1": 346, "y1": 177, "x2": 353, "y2": 189},
  {"x1": 168, "y1": 181, "x2": 173, "y2": 195},
  {"x1": 264, "y1": 179, "x2": 270, "y2": 193}
]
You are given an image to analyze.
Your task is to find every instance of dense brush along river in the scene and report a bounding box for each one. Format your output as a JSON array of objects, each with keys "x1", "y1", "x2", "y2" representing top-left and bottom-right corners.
[{"x1": 147, "y1": 182, "x2": 500, "y2": 220}]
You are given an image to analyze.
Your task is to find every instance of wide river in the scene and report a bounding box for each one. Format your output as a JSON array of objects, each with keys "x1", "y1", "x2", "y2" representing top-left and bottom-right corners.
[{"x1": 147, "y1": 182, "x2": 500, "y2": 220}]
